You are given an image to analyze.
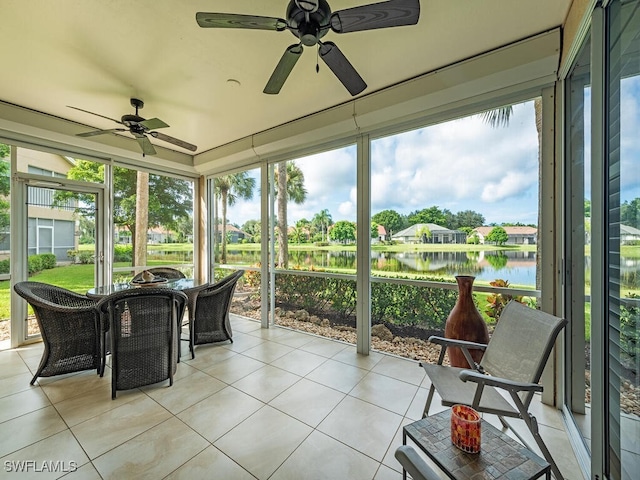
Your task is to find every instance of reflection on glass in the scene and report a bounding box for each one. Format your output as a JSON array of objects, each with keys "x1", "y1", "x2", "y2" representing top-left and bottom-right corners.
[
  {"x1": 607, "y1": 1, "x2": 640, "y2": 477},
  {"x1": 566, "y1": 31, "x2": 592, "y2": 456},
  {"x1": 0, "y1": 144, "x2": 10, "y2": 346}
]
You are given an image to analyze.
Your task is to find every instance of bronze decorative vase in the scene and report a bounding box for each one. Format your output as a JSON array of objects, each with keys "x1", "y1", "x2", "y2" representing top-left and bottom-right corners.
[{"x1": 444, "y1": 276, "x2": 489, "y2": 368}]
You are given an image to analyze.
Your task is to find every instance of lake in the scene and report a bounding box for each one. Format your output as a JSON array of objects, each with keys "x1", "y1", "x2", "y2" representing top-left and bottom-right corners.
[{"x1": 225, "y1": 249, "x2": 539, "y2": 286}]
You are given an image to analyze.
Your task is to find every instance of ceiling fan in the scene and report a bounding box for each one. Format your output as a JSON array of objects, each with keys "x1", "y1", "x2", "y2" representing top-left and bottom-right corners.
[
  {"x1": 196, "y1": 0, "x2": 420, "y2": 96},
  {"x1": 69, "y1": 98, "x2": 197, "y2": 156}
]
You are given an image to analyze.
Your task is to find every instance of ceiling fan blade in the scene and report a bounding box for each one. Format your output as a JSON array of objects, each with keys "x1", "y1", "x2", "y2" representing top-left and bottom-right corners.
[
  {"x1": 264, "y1": 44, "x2": 304, "y2": 95},
  {"x1": 77, "y1": 128, "x2": 126, "y2": 137},
  {"x1": 196, "y1": 12, "x2": 287, "y2": 31},
  {"x1": 330, "y1": 0, "x2": 420, "y2": 33},
  {"x1": 319, "y1": 42, "x2": 367, "y2": 96},
  {"x1": 139, "y1": 117, "x2": 169, "y2": 130},
  {"x1": 67, "y1": 106, "x2": 124, "y2": 125},
  {"x1": 132, "y1": 133, "x2": 157, "y2": 156},
  {"x1": 149, "y1": 131, "x2": 197, "y2": 152}
]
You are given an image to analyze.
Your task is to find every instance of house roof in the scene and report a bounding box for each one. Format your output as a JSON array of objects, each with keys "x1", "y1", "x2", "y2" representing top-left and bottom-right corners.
[
  {"x1": 392, "y1": 223, "x2": 459, "y2": 238},
  {"x1": 473, "y1": 226, "x2": 537, "y2": 236},
  {"x1": 621, "y1": 224, "x2": 640, "y2": 235}
]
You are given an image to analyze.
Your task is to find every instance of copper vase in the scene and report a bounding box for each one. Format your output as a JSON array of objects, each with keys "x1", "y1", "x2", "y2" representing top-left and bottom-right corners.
[{"x1": 444, "y1": 276, "x2": 489, "y2": 368}]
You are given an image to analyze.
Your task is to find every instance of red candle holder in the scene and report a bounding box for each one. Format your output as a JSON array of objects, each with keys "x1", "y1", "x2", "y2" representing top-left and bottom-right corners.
[{"x1": 450, "y1": 404, "x2": 481, "y2": 454}]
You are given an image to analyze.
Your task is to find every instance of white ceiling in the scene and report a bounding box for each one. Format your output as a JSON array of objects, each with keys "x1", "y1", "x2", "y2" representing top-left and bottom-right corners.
[{"x1": 0, "y1": 0, "x2": 571, "y2": 158}]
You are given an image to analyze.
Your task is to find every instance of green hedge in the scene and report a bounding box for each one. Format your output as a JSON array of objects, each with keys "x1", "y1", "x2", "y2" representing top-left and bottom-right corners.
[
  {"x1": 371, "y1": 277, "x2": 459, "y2": 330},
  {"x1": 27, "y1": 253, "x2": 57, "y2": 275},
  {"x1": 0, "y1": 253, "x2": 58, "y2": 275},
  {"x1": 273, "y1": 271, "x2": 459, "y2": 332}
]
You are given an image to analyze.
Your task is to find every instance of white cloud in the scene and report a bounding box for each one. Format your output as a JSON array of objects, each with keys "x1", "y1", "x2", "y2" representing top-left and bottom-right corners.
[{"x1": 225, "y1": 100, "x2": 541, "y2": 227}]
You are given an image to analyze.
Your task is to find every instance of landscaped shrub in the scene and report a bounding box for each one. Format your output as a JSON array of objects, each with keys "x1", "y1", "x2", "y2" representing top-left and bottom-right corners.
[
  {"x1": 40, "y1": 253, "x2": 57, "y2": 269},
  {"x1": 114, "y1": 244, "x2": 133, "y2": 262},
  {"x1": 0, "y1": 259, "x2": 9, "y2": 274},
  {"x1": 67, "y1": 250, "x2": 95, "y2": 264},
  {"x1": 243, "y1": 264, "x2": 261, "y2": 289},
  {"x1": 484, "y1": 279, "x2": 529, "y2": 321},
  {"x1": 27, "y1": 255, "x2": 43, "y2": 274}
]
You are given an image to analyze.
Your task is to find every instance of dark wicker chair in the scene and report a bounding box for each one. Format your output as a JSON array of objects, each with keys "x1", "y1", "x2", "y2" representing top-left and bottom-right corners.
[
  {"x1": 187, "y1": 270, "x2": 244, "y2": 358},
  {"x1": 13, "y1": 281, "x2": 101, "y2": 385},
  {"x1": 96, "y1": 287, "x2": 187, "y2": 399},
  {"x1": 131, "y1": 267, "x2": 186, "y2": 282}
]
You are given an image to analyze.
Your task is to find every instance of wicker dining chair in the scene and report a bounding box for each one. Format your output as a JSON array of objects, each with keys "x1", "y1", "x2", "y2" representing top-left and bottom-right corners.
[
  {"x1": 131, "y1": 267, "x2": 186, "y2": 282},
  {"x1": 96, "y1": 287, "x2": 187, "y2": 399},
  {"x1": 13, "y1": 281, "x2": 101, "y2": 385},
  {"x1": 187, "y1": 270, "x2": 244, "y2": 358}
]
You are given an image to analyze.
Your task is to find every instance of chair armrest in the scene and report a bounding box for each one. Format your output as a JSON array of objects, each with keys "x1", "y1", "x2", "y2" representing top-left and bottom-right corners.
[
  {"x1": 427, "y1": 336, "x2": 488, "y2": 368},
  {"x1": 395, "y1": 446, "x2": 440, "y2": 480},
  {"x1": 459, "y1": 369, "x2": 543, "y2": 393},
  {"x1": 427, "y1": 336, "x2": 488, "y2": 350}
]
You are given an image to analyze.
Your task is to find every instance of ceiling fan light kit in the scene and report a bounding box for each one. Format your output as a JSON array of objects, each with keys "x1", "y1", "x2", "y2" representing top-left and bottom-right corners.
[{"x1": 196, "y1": 0, "x2": 420, "y2": 96}]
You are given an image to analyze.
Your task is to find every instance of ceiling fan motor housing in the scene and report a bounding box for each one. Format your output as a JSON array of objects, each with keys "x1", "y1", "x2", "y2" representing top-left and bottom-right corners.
[
  {"x1": 121, "y1": 114, "x2": 146, "y2": 131},
  {"x1": 287, "y1": 0, "x2": 331, "y2": 45}
]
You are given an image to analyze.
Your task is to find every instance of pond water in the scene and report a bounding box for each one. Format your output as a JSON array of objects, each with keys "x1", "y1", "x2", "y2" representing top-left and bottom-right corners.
[{"x1": 225, "y1": 249, "x2": 539, "y2": 286}]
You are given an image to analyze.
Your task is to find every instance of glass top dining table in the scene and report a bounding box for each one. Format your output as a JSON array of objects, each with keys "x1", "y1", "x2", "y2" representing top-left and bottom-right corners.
[{"x1": 86, "y1": 278, "x2": 208, "y2": 299}]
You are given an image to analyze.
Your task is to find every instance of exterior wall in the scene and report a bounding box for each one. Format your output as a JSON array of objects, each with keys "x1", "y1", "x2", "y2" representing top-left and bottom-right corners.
[{"x1": 13, "y1": 149, "x2": 78, "y2": 261}]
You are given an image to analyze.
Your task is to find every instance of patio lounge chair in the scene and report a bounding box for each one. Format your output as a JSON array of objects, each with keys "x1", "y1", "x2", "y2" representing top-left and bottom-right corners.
[
  {"x1": 96, "y1": 288, "x2": 187, "y2": 399},
  {"x1": 420, "y1": 300, "x2": 567, "y2": 480},
  {"x1": 13, "y1": 281, "x2": 101, "y2": 384},
  {"x1": 187, "y1": 270, "x2": 244, "y2": 358}
]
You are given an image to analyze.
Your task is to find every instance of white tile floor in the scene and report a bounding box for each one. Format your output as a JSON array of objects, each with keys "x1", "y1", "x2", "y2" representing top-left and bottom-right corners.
[{"x1": 0, "y1": 315, "x2": 582, "y2": 479}]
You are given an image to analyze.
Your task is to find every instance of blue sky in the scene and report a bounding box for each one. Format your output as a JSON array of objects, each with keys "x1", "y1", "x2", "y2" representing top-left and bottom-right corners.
[{"x1": 226, "y1": 100, "x2": 544, "y2": 228}]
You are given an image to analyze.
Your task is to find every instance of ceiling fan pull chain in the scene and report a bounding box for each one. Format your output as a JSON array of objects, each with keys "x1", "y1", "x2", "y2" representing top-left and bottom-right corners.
[{"x1": 316, "y1": 45, "x2": 320, "y2": 73}]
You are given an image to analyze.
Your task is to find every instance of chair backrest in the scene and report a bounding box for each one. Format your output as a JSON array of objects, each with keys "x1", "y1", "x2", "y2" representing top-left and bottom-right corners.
[
  {"x1": 131, "y1": 267, "x2": 186, "y2": 282},
  {"x1": 212, "y1": 269, "x2": 245, "y2": 289},
  {"x1": 97, "y1": 288, "x2": 187, "y2": 391},
  {"x1": 14, "y1": 281, "x2": 96, "y2": 310},
  {"x1": 193, "y1": 271, "x2": 244, "y2": 328},
  {"x1": 480, "y1": 301, "x2": 567, "y2": 388}
]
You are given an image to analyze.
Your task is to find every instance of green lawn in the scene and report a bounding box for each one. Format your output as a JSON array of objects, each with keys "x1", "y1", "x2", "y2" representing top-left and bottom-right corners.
[{"x1": 0, "y1": 260, "x2": 179, "y2": 319}]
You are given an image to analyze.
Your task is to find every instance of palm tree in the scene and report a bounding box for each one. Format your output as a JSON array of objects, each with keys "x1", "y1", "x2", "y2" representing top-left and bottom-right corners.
[
  {"x1": 312, "y1": 209, "x2": 333, "y2": 243},
  {"x1": 481, "y1": 99, "x2": 543, "y2": 291},
  {"x1": 275, "y1": 161, "x2": 307, "y2": 268},
  {"x1": 416, "y1": 224, "x2": 432, "y2": 244},
  {"x1": 214, "y1": 173, "x2": 256, "y2": 263},
  {"x1": 134, "y1": 171, "x2": 149, "y2": 267}
]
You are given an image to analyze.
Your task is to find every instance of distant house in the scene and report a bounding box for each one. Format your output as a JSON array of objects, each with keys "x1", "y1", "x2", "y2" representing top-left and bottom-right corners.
[
  {"x1": 392, "y1": 223, "x2": 466, "y2": 244},
  {"x1": 216, "y1": 224, "x2": 249, "y2": 243},
  {"x1": 621, "y1": 224, "x2": 640, "y2": 244},
  {"x1": 147, "y1": 227, "x2": 170, "y2": 244},
  {"x1": 374, "y1": 224, "x2": 387, "y2": 243},
  {"x1": 473, "y1": 226, "x2": 537, "y2": 245}
]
